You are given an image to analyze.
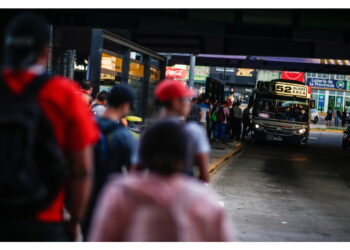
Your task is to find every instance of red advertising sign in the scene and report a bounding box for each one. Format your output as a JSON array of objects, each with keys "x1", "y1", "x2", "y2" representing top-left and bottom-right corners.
[
  {"x1": 281, "y1": 71, "x2": 305, "y2": 82},
  {"x1": 166, "y1": 66, "x2": 187, "y2": 79}
]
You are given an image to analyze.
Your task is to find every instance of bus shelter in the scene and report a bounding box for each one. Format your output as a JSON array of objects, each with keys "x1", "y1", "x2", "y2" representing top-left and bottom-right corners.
[{"x1": 88, "y1": 29, "x2": 166, "y2": 118}]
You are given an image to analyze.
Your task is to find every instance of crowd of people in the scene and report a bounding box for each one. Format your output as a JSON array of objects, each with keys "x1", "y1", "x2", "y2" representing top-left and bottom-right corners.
[
  {"x1": 0, "y1": 13, "x2": 233, "y2": 242},
  {"x1": 325, "y1": 109, "x2": 350, "y2": 127},
  {"x1": 188, "y1": 96, "x2": 253, "y2": 144}
]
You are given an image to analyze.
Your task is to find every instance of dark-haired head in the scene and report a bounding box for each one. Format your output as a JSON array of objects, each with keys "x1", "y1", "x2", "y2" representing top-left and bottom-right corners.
[
  {"x1": 96, "y1": 90, "x2": 108, "y2": 102},
  {"x1": 139, "y1": 120, "x2": 188, "y2": 176},
  {"x1": 79, "y1": 80, "x2": 93, "y2": 91},
  {"x1": 3, "y1": 12, "x2": 50, "y2": 70}
]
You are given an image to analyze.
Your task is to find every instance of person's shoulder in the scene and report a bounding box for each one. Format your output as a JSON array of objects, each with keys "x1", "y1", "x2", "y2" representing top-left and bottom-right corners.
[
  {"x1": 40, "y1": 75, "x2": 82, "y2": 103},
  {"x1": 186, "y1": 121, "x2": 205, "y2": 133},
  {"x1": 45, "y1": 75, "x2": 80, "y2": 92},
  {"x1": 111, "y1": 125, "x2": 136, "y2": 144},
  {"x1": 178, "y1": 177, "x2": 222, "y2": 206}
]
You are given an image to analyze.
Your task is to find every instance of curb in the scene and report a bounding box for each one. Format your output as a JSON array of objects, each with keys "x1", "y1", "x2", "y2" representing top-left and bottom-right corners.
[
  {"x1": 209, "y1": 142, "x2": 243, "y2": 175},
  {"x1": 310, "y1": 128, "x2": 344, "y2": 133}
]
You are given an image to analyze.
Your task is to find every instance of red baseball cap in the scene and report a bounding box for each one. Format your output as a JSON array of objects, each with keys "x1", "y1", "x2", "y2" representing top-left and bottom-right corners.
[{"x1": 154, "y1": 79, "x2": 195, "y2": 102}]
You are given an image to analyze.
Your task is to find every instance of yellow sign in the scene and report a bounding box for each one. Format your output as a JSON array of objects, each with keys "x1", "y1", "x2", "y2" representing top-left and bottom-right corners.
[
  {"x1": 236, "y1": 68, "x2": 255, "y2": 77},
  {"x1": 150, "y1": 67, "x2": 160, "y2": 81},
  {"x1": 101, "y1": 53, "x2": 122, "y2": 73},
  {"x1": 275, "y1": 83, "x2": 308, "y2": 98},
  {"x1": 100, "y1": 73, "x2": 115, "y2": 81},
  {"x1": 129, "y1": 62, "x2": 144, "y2": 77}
]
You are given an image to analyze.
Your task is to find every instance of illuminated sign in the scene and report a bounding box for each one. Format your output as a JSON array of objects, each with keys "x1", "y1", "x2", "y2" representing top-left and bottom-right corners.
[
  {"x1": 129, "y1": 62, "x2": 144, "y2": 78},
  {"x1": 166, "y1": 66, "x2": 187, "y2": 79},
  {"x1": 306, "y1": 78, "x2": 347, "y2": 90},
  {"x1": 258, "y1": 81, "x2": 308, "y2": 98},
  {"x1": 101, "y1": 53, "x2": 122, "y2": 72},
  {"x1": 281, "y1": 71, "x2": 305, "y2": 82},
  {"x1": 236, "y1": 68, "x2": 255, "y2": 77}
]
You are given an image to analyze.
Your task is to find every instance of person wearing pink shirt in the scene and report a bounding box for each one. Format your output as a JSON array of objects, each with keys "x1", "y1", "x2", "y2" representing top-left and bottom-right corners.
[{"x1": 88, "y1": 120, "x2": 233, "y2": 242}]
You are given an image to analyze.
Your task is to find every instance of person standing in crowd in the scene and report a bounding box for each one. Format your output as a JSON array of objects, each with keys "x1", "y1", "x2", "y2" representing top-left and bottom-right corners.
[
  {"x1": 0, "y1": 13, "x2": 99, "y2": 241},
  {"x1": 325, "y1": 109, "x2": 333, "y2": 127},
  {"x1": 88, "y1": 120, "x2": 232, "y2": 242},
  {"x1": 151, "y1": 79, "x2": 210, "y2": 183},
  {"x1": 198, "y1": 98, "x2": 210, "y2": 130},
  {"x1": 335, "y1": 109, "x2": 341, "y2": 127},
  {"x1": 232, "y1": 102, "x2": 243, "y2": 141},
  {"x1": 342, "y1": 109, "x2": 347, "y2": 127},
  {"x1": 215, "y1": 103, "x2": 229, "y2": 144},
  {"x1": 204, "y1": 98, "x2": 212, "y2": 138},
  {"x1": 188, "y1": 97, "x2": 200, "y2": 123},
  {"x1": 83, "y1": 84, "x2": 138, "y2": 238},
  {"x1": 209, "y1": 100, "x2": 219, "y2": 142},
  {"x1": 242, "y1": 105, "x2": 252, "y2": 141},
  {"x1": 92, "y1": 90, "x2": 108, "y2": 117},
  {"x1": 78, "y1": 80, "x2": 93, "y2": 105}
]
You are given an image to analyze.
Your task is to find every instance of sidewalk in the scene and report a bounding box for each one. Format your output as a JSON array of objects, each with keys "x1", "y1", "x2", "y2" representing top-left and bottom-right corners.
[{"x1": 209, "y1": 140, "x2": 243, "y2": 174}]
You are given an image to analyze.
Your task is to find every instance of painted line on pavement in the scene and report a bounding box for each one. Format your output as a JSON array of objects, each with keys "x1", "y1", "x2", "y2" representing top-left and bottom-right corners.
[
  {"x1": 310, "y1": 129, "x2": 344, "y2": 133},
  {"x1": 309, "y1": 137, "x2": 318, "y2": 140},
  {"x1": 209, "y1": 142, "x2": 243, "y2": 175}
]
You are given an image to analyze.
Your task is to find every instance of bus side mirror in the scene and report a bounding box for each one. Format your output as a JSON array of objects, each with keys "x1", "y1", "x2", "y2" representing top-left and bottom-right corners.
[{"x1": 310, "y1": 100, "x2": 316, "y2": 109}]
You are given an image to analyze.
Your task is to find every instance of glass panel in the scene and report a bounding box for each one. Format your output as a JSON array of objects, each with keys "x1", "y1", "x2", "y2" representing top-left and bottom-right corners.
[
  {"x1": 345, "y1": 97, "x2": 350, "y2": 110},
  {"x1": 128, "y1": 62, "x2": 145, "y2": 116},
  {"x1": 328, "y1": 95, "x2": 336, "y2": 111},
  {"x1": 318, "y1": 95, "x2": 325, "y2": 112},
  {"x1": 335, "y1": 96, "x2": 343, "y2": 111}
]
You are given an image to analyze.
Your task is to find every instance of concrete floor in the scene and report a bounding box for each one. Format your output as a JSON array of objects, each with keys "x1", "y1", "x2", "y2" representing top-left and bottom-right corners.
[{"x1": 210, "y1": 131, "x2": 350, "y2": 241}]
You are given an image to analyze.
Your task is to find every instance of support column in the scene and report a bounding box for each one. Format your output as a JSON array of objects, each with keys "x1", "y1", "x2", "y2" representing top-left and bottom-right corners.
[
  {"x1": 88, "y1": 29, "x2": 103, "y2": 97},
  {"x1": 188, "y1": 54, "x2": 196, "y2": 88},
  {"x1": 159, "y1": 59, "x2": 166, "y2": 80},
  {"x1": 142, "y1": 55, "x2": 151, "y2": 119},
  {"x1": 47, "y1": 25, "x2": 54, "y2": 74},
  {"x1": 121, "y1": 47, "x2": 131, "y2": 84}
]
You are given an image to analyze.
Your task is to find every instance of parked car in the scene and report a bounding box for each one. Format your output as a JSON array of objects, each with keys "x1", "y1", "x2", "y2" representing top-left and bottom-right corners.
[{"x1": 311, "y1": 109, "x2": 319, "y2": 124}]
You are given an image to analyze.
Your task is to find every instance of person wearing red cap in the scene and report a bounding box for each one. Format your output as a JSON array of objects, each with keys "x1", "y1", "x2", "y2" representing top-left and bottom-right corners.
[{"x1": 153, "y1": 79, "x2": 210, "y2": 182}]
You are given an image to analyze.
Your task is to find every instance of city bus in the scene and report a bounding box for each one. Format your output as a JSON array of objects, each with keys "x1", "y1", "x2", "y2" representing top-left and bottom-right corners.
[{"x1": 252, "y1": 79, "x2": 315, "y2": 146}]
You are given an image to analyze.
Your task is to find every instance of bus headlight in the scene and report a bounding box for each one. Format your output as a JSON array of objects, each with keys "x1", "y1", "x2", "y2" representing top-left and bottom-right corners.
[
  {"x1": 255, "y1": 124, "x2": 263, "y2": 131},
  {"x1": 296, "y1": 128, "x2": 306, "y2": 135}
]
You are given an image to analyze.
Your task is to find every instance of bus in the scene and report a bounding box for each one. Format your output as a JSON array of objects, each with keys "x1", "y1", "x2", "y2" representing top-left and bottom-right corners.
[{"x1": 252, "y1": 79, "x2": 315, "y2": 146}]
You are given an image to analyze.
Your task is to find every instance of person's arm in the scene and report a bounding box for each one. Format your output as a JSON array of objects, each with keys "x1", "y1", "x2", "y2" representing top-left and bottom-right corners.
[
  {"x1": 64, "y1": 146, "x2": 94, "y2": 241},
  {"x1": 196, "y1": 152, "x2": 209, "y2": 183},
  {"x1": 199, "y1": 109, "x2": 203, "y2": 121}
]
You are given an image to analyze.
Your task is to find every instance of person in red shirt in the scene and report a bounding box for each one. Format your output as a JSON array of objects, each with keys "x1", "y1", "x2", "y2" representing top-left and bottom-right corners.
[{"x1": 0, "y1": 13, "x2": 99, "y2": 241}]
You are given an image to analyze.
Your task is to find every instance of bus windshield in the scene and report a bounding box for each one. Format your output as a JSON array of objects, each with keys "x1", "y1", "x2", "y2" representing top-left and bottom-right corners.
[{"x1": 253, "y1": 94, "x2": 309, "y2": 123}]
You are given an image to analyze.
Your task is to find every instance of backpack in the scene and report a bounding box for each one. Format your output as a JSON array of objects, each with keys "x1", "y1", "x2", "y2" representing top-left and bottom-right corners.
[
  {"x1": 93, "y1": 121, "x2": 124, "y2": 193},
  {"x1": 83, "y1": 121, "x2": 124, "y2": 235},
  {"x1": 216, "y1": 107, "x2": 226, "y2": 123},
  {"x1": 210, "y1": 105, "x2": 217, "y2": 122},
  {"x1": 0, "y1": 74, "x2": 67, "y2": 215}
]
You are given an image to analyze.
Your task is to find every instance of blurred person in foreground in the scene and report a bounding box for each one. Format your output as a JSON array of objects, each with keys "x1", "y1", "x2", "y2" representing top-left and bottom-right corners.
[
  {"x1": 78, "y1": 80, "x2": 93, "y2": 105},
  {"x1": 92, "y1": 90, "x2": 108, "y2": 117},
  {"x1": 0, "y1": 13, "x2": 99, "y2": 241},
  {"x1": 82, "y1": 84, "x2": 138, "y2": 239},
  {"x1": 88, "y1": 120, "x2": 232, "y2": 241},
  {"x1": 152, "y1": 79, "x2": 210, "y2": 183}
]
